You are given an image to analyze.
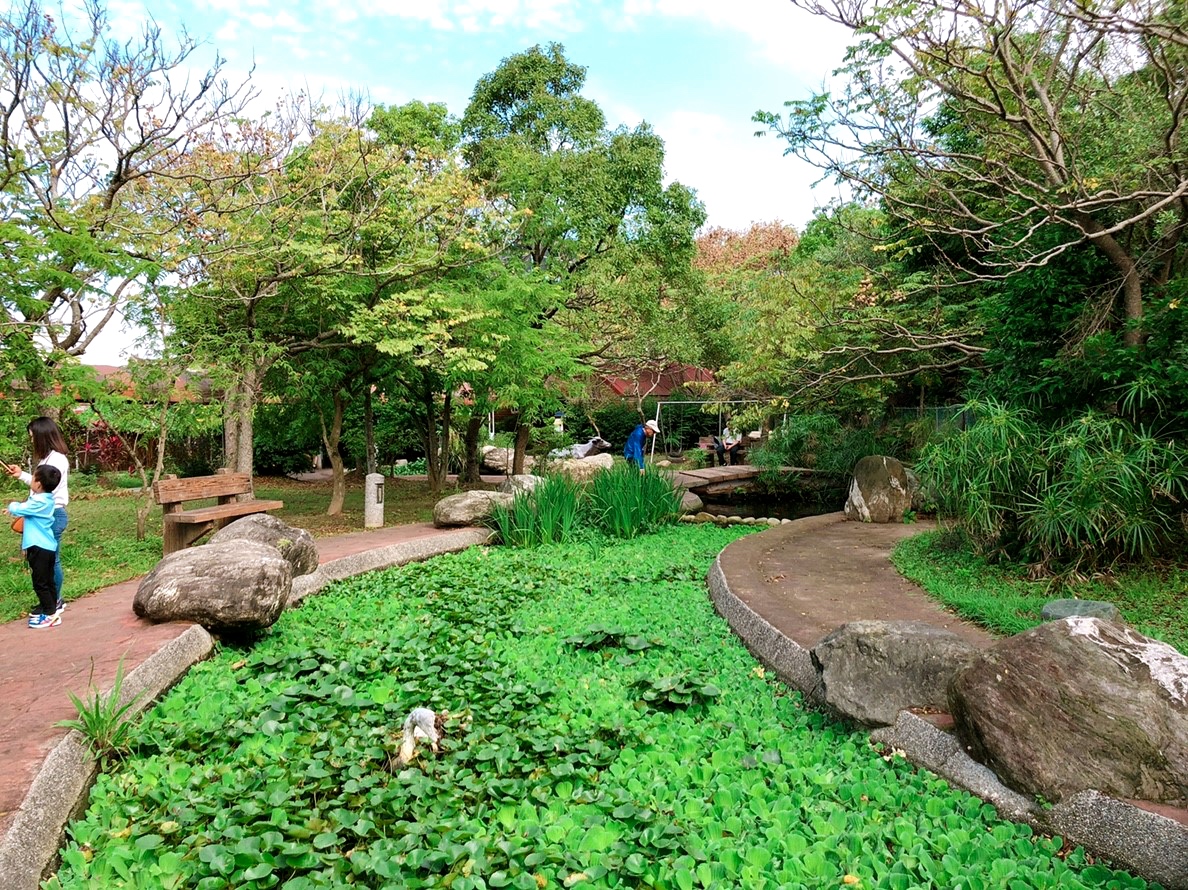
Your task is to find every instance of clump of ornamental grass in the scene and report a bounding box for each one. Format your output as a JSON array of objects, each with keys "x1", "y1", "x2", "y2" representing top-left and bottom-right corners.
[
  {"x1": 585, "y1": 463, "x2": 683, "y2": 539},
  {"x1": 491, "y1": 472, "x2": 584, "y2": 546}
]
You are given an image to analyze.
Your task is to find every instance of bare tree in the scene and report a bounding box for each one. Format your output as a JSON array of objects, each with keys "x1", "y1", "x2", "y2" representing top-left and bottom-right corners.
[
  {"x1": 0, "y1": 0, "x2": 255, "y2": 392},
  {"x1": 759, "y1": 0, "x2": 1188, "y2": 346}
]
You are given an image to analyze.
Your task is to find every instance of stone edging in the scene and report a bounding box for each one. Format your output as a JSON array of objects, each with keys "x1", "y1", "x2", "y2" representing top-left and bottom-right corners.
[
  {"x1": 706, "y1": 519, "x2": 1188, "y2": 890},
  {"x1": 0, "y1": 527, "x2": 493, "y2": 890}
]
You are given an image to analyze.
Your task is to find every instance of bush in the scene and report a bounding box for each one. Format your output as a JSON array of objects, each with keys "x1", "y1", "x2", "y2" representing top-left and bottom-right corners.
[
  {"x1": 917, "y1": 399, "x2": 1188, "y2": 571},
  {"x1": 751, "y1": 414, "x2": 886, "y2": 477}
]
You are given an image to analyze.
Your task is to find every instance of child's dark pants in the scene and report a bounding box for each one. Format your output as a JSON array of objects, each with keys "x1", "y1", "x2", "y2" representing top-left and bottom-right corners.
[{"x1": 26, "y1": 545, "x2": 56, "y2": 615}]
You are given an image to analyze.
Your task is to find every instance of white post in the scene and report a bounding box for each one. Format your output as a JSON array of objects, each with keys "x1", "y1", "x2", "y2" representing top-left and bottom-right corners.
[{"x1": 364, "y1": 472, "x2": 384, "y2": 528}]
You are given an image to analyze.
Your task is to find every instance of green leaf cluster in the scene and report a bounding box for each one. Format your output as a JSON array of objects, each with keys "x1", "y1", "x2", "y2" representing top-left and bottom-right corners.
[{"x1": 51, "y1": 526, "x2": 1153, "y2": 890}]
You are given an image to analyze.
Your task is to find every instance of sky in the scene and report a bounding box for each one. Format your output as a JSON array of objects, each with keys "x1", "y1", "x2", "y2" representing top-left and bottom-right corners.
[{"x1": 84, "y1": 0, "x2": 857, "y2": 363}]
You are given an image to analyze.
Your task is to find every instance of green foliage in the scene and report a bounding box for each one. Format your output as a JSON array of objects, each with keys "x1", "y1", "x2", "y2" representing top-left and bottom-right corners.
[
  {"x1": 918, "y1": 400, "x2": 1188, "y2": 571},
  {"x1": 56, "y1": 659, "x2": 144, "y2": 760},
  {"x1": 390, "y1": 458, "x2": 428, "y2": 476},
  {"x1": 631, "y1": 671, "x2": 721, "y2": 711},
  {"x1": 893, "y1": 532, "x2": 1188, "y2": 653},
  {"x1": 751, "y1": 414, "x2": 885, "y2": 476},
  {"x1": 491, "y1": 474, "x2": 584, "y2": 547},
  {"x1": 563, "y1": 624, "x2": 658, "y2": 652},
  {"x1": 253, "y1": 402, "x2": 324, "y2": 476},
  {"x1": 52, "y1": 527, "x2": 1153, "y2": 890},
  {"x1": 585, "y1": 463, "x2": 683, "y2": 539}
]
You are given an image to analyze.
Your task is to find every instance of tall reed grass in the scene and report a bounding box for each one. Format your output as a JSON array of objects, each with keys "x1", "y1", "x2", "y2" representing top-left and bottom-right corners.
[
  {"x1": 918, "y1": 399, "x2": 1188, "y2": 571},
  {"x1": 493, "y1": 464, "x2": 684, "y2": 545},
  {"x1": 586, "y1": 463, "x2": 683, "y2": 539},
  {"x1": 490, "y1": 474, "x2": 584, "y2": 547}
]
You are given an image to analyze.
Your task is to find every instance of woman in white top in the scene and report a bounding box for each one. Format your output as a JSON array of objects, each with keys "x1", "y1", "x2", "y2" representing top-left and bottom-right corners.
[{"x1": 7, "y1": 417, "x2": 70, "y2": 611}]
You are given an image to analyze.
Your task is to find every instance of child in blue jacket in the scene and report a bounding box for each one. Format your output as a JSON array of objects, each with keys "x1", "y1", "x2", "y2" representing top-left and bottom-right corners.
[{"x1": 7, "y1": 464, "x2": 62, "y2": 628}]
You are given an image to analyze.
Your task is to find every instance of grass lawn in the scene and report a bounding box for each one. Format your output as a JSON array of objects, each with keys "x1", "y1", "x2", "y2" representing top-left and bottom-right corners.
[
  {"x1": 892, "y1": 530, "x2": 1188, "y2": 654},
  {"x1": 47, "y1": 526, "x2": 1152, "y2": 890},
  {"x1": 0, "y1": 472, "x2": 461, "y2": 625}
]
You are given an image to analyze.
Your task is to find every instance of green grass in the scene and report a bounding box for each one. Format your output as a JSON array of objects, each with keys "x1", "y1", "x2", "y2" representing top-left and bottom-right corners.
[
  {"x1": 48, "y1": 525, "x2": 1152, "y2": 889},
  {"x1": 892, "y1": 530, "x2": 1188, "y2": 654},
  {"x1": 0, "y1": 473, "x2": 454, "y2": 625}
]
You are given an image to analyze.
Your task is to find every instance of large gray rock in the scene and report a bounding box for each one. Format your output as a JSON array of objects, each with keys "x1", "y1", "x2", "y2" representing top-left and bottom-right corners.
[
  {"x1": 844, "y1": 455, "x2": 911, "y2": 523},
  {"x1": 811, "y1": 620, "x2": 980, "y2": 726},
  {"x1": 543, "y1": 452, "x2": 614, "y2": 483},
  {"x1": 210, "y1": 513, "x2": 318, "y2": 577},
  {"x1": 680, "y1": 491, "x2": 704, "y2": 514},
  {"x1": 950, "y1": 617, "x2": 1188, "y2": 806},
  {"x1": 433, "y1": 490, "x2": 514, "y2": 527},
  {"x1": 498, "y1": 474, "x2": 545, "y2": 495},
  {"x1": 134, "y1": 541, "x2": 292, "y2": 631},
  {"x1": 480, "y1": 446, "x2": 534, "y2": 474}
]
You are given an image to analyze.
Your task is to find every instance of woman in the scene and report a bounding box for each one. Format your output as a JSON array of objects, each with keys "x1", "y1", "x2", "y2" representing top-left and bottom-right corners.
[{"x1": 7, "y1": 416, "x2": 70, "y2": 613}]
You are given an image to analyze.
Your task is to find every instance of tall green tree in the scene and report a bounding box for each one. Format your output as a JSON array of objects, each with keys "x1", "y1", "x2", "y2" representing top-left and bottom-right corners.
[{"x1": 461, "y1": 43, "x2": 707, "y2": 455}]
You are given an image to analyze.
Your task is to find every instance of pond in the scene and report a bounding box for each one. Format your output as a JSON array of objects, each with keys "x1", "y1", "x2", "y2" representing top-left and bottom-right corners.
[{"x1": 699, "y1": 491, "x2": 844, "y2": 521}]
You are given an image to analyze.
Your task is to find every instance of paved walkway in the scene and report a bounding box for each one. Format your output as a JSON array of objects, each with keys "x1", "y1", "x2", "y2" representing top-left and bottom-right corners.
[{"x1": 0, "y1": 521, "x2": 453, "y2": 841}]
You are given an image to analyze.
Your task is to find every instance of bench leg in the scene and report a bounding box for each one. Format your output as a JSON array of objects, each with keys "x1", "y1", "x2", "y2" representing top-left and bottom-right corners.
[{"x1": 163, "y1": 521, "x2": 215, "y2": 555}]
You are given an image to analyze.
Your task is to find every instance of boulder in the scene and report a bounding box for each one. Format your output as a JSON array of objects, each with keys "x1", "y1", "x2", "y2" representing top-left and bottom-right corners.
[
  {"x1": 1041, "y1": 598, "x2": 1122, "y2": 623},
  {"x1": 433, "y1": 490, "x2": 514, "y2": 527},
  {"x1": 134, "y1": 541, "x2": 291, "y2": 631},
  {"x1": 950, "y1": 617, "x2": 1188, "y2": 806},
  {"x1": 544, "y1": 452, "x2": 614, "y2": 483},
  {"x1": 209, "y1": 513, "x2": 318, "y2": 577},
  {"x1": 680, "y1": 491, "x2": 704, "y2": 514},
  {"x1": 498, "y1": 474, "x2": 545, "y2": 495},
  {"x1": 844, "y1": 455, "x2": 911, "y2": 523},
  {"x1": 811, "y1": 620, "x2": 980, "y2": 726},
  {"x1": 480, "y1": 446, "x2": 534, "y2": 474}
]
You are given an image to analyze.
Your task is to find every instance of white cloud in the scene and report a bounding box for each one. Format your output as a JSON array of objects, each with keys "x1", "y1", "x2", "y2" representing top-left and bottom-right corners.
[
  {"x1": 620, "y1": 0, "x2": 852, "y2": 81},
  {"x1": 654, "y1": 108, "x2": 830, "y2": 230}
]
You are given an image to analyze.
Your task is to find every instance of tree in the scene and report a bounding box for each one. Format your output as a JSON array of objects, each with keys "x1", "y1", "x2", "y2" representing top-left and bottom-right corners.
[
  {"x1": 757, "y1": 0, "x2": 1188, "y2": 350},
  {"x1": 0, "y1": 0, "x2": 253, "y2": 409},
  {"x1": 461, "y1": 43, "x2": 707, "y2": 462}
]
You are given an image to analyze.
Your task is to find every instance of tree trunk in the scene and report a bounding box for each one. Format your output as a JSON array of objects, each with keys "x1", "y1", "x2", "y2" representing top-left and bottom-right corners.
[
  {"x1": 1079, "y1": 214, "x2": 1144, "y2": 346},
  {"x1": 512, "y1": 420, "x2": 531, "y2": 475},
  {"x1": 320, "y1": 391, "x2": 346, "y2": 515},
  {"x1": 459, "y1": 413, "x2": 483, "y2": 486}
]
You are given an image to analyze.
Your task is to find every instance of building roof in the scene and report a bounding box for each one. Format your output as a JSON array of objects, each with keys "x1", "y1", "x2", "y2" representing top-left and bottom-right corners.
[{"x1": 597, "y1": 363, "x2": 715, "y2": 399}]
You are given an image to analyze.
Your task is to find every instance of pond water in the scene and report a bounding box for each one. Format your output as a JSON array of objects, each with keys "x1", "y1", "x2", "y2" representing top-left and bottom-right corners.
[{"x1": 699, "y1": 493, "x2": 843, "y2": 522}]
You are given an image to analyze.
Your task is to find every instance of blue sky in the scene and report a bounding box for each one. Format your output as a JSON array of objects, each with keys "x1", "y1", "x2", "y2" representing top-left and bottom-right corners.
[
  {"x1": 85, "y1": 0, "x2": 855, "y2": 363},
  {"x1": 115, "y1": 0, "x2": 853, "y2": 230}
]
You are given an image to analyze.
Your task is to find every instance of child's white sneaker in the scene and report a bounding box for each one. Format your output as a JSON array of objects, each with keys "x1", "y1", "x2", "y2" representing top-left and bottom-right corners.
[{"x1": 28, "y1": 612, "x2": 61, "y2": 629}]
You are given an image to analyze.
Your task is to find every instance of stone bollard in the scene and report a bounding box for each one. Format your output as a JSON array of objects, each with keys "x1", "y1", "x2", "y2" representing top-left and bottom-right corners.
[{"x1": 365, "y1": 472, "x2": 385, "y2": 528}]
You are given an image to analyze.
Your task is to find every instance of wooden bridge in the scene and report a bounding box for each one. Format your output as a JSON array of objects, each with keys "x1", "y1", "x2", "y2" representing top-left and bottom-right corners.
[{"x1": 670, "y1": 464, "x2": 820, "y2": 498}]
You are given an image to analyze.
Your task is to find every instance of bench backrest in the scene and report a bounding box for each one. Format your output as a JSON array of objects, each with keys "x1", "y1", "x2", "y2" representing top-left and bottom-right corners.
[{"x1": 153, "y1": 472, "x2": 254, "y2": 505}]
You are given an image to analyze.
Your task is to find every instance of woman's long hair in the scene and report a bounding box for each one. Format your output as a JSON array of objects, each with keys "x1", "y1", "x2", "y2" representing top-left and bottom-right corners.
[{"x1": 28, "y1": 416, "x2": 69, "y2": 462}]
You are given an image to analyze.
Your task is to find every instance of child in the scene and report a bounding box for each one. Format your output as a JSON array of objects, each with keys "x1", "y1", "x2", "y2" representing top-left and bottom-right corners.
[{"x1": 7, "y1": 464, "x2": 62, "y2": 628}]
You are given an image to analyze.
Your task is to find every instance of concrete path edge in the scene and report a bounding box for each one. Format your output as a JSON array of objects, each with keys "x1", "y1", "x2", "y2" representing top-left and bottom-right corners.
[
  {"x1": 707, "y1": 517, "x2": 1188, "y2": 890},
  {"x1": 0, "y1": 527, "x2": 492, "y2": 890}
]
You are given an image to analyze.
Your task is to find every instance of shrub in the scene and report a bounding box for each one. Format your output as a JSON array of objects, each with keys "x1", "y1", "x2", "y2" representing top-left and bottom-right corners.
[
  {"x1": 918, "y1": 399, "x2": 1188, "y2": 571},
  {"x1": 751, "y1": 413, "x2": 886, "y2": 477}
]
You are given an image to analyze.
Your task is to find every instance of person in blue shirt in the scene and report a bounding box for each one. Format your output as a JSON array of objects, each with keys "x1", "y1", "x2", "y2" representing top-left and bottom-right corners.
[
  {"x1": 623, "y1": 419, "x2": 659, "y2": 474},
  {"x1": 7, "y1": 464, "x2": 62, "y2": 628}
]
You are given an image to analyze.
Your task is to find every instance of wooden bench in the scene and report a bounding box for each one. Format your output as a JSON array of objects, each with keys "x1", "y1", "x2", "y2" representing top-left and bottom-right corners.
[
  {"x1": 696, "y1": 436, "x2": 747, "y2": 465},
  {"x1": 153, "y1": 470, "x2": 284, "y2": 555}
]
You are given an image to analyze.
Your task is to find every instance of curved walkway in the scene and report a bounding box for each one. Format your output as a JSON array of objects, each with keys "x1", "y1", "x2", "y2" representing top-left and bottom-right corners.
[{"x1": 2, "y1": 512, "x2": 1185, "y2": 888}]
